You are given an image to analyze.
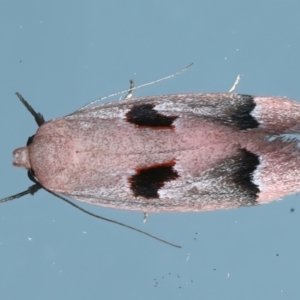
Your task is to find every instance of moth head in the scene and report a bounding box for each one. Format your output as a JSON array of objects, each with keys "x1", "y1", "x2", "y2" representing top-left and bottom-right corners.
[{"x1": 13, "y1": 147, "x2": 31, "y2": 169}]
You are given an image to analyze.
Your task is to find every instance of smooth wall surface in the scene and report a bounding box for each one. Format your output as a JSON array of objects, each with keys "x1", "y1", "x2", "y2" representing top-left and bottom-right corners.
[{"x1": 1, "y1": 1, "x2": 300, "y2": 299}]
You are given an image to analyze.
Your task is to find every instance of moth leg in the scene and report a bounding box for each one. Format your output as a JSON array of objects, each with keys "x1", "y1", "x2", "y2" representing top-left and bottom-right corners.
[
  {"x1": 228, "y1": 74, "x2": 241, "y2": 93},
  {"x1": 124, "y1": 79, "x2": 135, "y2": 100},
  {"x1": 143, "y1": 212, "x2": 149, "y2": 223}
]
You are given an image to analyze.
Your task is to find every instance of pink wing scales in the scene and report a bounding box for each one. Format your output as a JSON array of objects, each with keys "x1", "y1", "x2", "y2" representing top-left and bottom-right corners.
[{"x1": 26, "y1": 93, "x2": 300, "y2": 212}]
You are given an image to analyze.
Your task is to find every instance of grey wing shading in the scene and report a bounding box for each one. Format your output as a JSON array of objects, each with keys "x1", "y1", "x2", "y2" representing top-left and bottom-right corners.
[
  {"x1": 69, "y1": 148, "x2": 260, "y2": 213},
  {"x1": 69, "y1": 93, "x2": 259, "y2": 131}
]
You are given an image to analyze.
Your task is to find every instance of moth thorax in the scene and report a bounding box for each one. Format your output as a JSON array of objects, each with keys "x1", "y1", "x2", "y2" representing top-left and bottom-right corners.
[{"x1": 13, "y1": 147, "x2": 31, "y2": 170}]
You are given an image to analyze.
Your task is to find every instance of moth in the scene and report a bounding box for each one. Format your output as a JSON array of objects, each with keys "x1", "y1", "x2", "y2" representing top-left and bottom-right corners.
[
  {"x1": 10, "y1": 89, "x2": 300, "y2": 211},
  {"x1": 2, "y1": 68, "x2": 300, "y2": 246}
]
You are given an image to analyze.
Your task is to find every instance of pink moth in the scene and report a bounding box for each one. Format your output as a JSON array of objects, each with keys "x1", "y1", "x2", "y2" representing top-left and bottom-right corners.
[
  {"x1": 2, "y1": 69, "x2": 300, "y2": 246},
  {"x1": 10, "y1": 93, "x2": 300, "y2": 212}
]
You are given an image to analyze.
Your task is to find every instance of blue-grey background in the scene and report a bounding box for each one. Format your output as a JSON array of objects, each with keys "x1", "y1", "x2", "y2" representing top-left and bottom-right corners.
[{"x1": 1, "y1": 1, "x2": 300, "y2": 299}]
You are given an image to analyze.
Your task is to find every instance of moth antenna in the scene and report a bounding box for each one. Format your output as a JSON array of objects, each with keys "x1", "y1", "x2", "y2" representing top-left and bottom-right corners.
[
  {"x1": 15, "y1": 92, "x2": 45, "y2": 126},
  {"x1": 228, "y1": 74, "x2": 241, "y2": 93},
  {"x1": 51, "y1": 191, "x2": 181, "y2": 248},
  {"x1": 78, "y1": 63, "x2": 194, "y2": 111},
  {"x1": 0, "y1": 184, "x2": 41, "y2": 204},
  {"x1": 24, "y1": 172, "x2": 181, "y2": 248}
]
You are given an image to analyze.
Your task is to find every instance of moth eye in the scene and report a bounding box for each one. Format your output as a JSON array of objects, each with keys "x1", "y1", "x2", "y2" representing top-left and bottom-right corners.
[
  {"x1": 129, "y1": 160, "x2": 179, "y2": 198},
  {"x1": 125, "y1": 103, "x2": 178, "y2": 128},
  {"x1": 30, "y1": 169, "x2": 36, "y2": 177},
  {"x1": 26, "y1": 135, "x2": 35, "y2": 146}
]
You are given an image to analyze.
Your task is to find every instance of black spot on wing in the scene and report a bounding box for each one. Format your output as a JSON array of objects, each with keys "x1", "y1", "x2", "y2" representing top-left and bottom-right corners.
[
  {"x1": 129, "y1": 160, "x2": 179, "y2": 198},
  {"x1": 126, "y1": 103, "x2": 178, "y2": 128},
  {"x1": 208, "y1": 148, "x2": 260, "y2": 207},
  {"x1": 227, "y1": 95, "x2": 259, "y2": 130},
  {"x1": 231, "y1": 148, "x2": 260, "y2": 199}
]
